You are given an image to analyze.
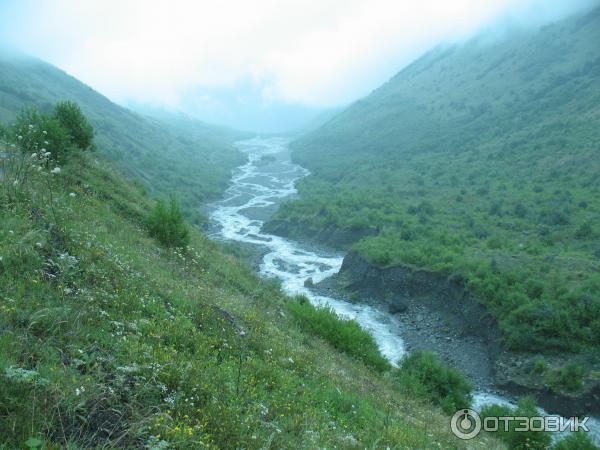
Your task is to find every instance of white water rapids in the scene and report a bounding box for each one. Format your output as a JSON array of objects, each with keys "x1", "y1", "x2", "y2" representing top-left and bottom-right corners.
[{"x1": 208, "y1": 137, "x2": 598, "y2": 445}]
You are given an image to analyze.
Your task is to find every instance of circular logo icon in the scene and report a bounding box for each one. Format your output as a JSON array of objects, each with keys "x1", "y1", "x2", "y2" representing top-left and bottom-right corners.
[{"x1": 450, "y1": 409, "x2": 481, "y2": 440}]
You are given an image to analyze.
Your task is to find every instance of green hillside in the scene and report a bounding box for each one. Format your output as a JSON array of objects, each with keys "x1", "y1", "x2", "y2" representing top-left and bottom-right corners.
[
  {"x1": 0, "y1": 53, "x2": 248, "y2": 224},
  {"x1": 0, "y1": 105, "x2": 505, "y2": 448},
  {"x1": 269, "y1": 7, "x2": 600, "y2": 354}
]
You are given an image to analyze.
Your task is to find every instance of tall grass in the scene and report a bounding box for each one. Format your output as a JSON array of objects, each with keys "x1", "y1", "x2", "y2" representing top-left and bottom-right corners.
[{"x1": 285, "y1": 296, "x2": 391, "y2": 372}]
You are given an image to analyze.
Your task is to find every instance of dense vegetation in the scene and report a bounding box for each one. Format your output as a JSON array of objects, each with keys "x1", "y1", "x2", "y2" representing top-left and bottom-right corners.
[
  {"x1": 269, "y1": 6, "x2": 600, "y2": 355},
  {"x1": 0, "y1": 105, "x2": 505, "y2": 448},
  {"x1": 285, "y1": 297, "x2": 390, "y2": 372},
  {"x1": 394, "y1": 351, "x2": 472, "y2": 415},
  {"x1": 481, "y1": 398, "x2": 552, "y2": 450},
  {"x1": 0, "y1": 52, "x2": 249, "y2": 224}
]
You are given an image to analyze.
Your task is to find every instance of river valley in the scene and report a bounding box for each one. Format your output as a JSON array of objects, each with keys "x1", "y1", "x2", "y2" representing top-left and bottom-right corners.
[{"x1": 208, "y1": 137, "x2": 599, "y2": 444}]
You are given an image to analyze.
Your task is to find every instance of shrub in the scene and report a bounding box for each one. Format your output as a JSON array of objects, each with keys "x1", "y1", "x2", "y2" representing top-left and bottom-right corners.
[
  {"x1": 575, "y1": 223, "x2": 593, "y2": 240},
  {"x1": 544, "y1": 210, "x2": 570, "y2": 226},
  {"x1": 552, "y1": 432, "x2": 598, "y2": 450},
  {"x1": 548, "y1": 363, "x2": 585, "y2": 392},
  {"x1": 514, "y1": 202, "x2": 528, "y2": 218},
  {"x1": 393, "y1": 351, "x2": 472, "y2": 414},
  {"x1": 53, "y1": 101, "x2": 94, "y2": 150},
  {"x1": 531, "y1": 357, "x2": 547, "y2": 375},
  {"x1": 147, "y1": 195, "x2": 190, "y2": 248},
  {"x1": 12, "y1": 108, "x2": 71, "y2": 161},
  {"x1": 285, "y1": 297, "x2": 390, "y2": 372},
  {"x1": 480, "y1": 397, "x2": 551, "y2": 450},
  {"x1": 487, "y1": 236, "x2": 503, "y2": 250}
]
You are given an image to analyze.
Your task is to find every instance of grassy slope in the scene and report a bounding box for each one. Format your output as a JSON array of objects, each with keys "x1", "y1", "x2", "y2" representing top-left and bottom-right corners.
[
  {"x1": 0, "y1": 53, "x2": 248, "y2": 224},
  {"x1": 269, "y1": 7, "x2": 600, "y2": 353},
  {"x1": 0, "y1": 143, "x2": 504, "y2": 448}
]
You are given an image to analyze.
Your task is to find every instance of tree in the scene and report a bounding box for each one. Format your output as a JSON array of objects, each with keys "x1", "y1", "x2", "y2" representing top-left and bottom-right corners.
[
  {"x1": 53, "y1": 101, "x2": 94, "y2": 150},
  {"x1": 147, "y1": 195, "x2": 190, "y2": 248}
]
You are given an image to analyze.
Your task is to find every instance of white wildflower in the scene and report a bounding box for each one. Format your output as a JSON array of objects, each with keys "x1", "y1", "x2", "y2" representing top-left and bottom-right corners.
[
  {"x1": 28, "y1": 124, "x2": 34, "y2": 129},
  {"x1": 51, "y1": 167, "x2": 61, "y2": 174},
  {"x1": 31, "y1": 153, "x2": 37, "y2": 159},
  {"x1": 42, "y1": 130, "x2": 47, "y2": 135},
  {"x1": 44, "y1": 151, "x2": 51, "y2": 157},
  {"x1": 69, "y1": 192, "x2": 76, "y2": 198},
  {"x1": 12, "y1": 180, "x2": 18, "y2": 186},
  {"x1": 17, "y1": 135, "x2": 22, "y2": 140}
]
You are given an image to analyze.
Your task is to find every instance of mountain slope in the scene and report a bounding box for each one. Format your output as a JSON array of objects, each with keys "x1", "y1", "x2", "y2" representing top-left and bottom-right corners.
[
  {"x1": 0, "y1": 118, "x2": 503, "y2": 449},
  {"x1": 268, "y1": 6, "x2": 600, "y2": 355},
  {"x1": 0, "y1": 53, "x2": 248, "y2": 224}
]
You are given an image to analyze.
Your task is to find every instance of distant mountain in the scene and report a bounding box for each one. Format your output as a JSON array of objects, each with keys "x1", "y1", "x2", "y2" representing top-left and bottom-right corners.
[
  {"x1": 269, "y1": 5, "x2": 600, "y2": 354},
  {"x1": 0, "y1": 53, "x2": 249, "y2": 224}
]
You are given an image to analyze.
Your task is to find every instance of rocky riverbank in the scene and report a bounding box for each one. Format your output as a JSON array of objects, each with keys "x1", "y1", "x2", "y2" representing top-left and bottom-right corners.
[{"x1": 310, "y1": 250, "x2": 600, "y2": 417}]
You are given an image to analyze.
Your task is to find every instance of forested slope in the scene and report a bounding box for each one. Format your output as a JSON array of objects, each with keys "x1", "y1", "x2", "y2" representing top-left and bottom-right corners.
[{"x1": 269, "y1": 6, "x2": 600, "y2": 354}]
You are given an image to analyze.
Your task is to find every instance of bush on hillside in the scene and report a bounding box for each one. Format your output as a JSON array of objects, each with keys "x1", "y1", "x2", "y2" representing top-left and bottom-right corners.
[
  {"x1": 548, "y1": 363, "x2": 585, "y2": 392},
  {"x1": 393, "y1": 351, "x2": 472, "y2": 414},
  {"x1": 575, "y1": 222, "x2": 593, "y2": 240},
  {"x1": 480, "y1": 397, "x2": 551, "y2": 450},
  {"x1": 53, "y1": 101, "x2": 94, "y2": 150},
  {"x1": 285, "y1": 296, "x2": 390, "y2": 372},
  {"x1": 12, "y1": 108, "x2": 71, "y2": 161},
  {"x1": 552, "y1": 432, "x2": 599, "y2": 450},
  {"x1": 147, "y1": 195, "x2": 190, "y2": 248}
]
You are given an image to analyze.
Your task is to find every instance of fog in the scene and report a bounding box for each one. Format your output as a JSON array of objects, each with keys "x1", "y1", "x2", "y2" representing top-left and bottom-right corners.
[{"x1": 0, "y1": 0, "x2": 596, "y2": 132}]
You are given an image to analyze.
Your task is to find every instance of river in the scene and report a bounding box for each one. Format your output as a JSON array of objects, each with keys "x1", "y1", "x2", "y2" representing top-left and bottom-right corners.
[{"x1": 208, "y1": 137, "x2": 598, "y2": 445}]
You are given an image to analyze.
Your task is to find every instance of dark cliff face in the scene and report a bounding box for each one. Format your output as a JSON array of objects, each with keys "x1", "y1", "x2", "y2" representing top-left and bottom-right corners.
[
  {"x1": 335, "y1": 251, "x2": 600, "y2": 417},
  {"x1": 339, "y1": 251, "x2": 501, "y2": 345}
]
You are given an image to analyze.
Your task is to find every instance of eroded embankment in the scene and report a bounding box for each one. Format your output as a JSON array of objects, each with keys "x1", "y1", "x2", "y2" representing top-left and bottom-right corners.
[{"x1": 312, "y1": 250, "x2": 600, "y2": 417}]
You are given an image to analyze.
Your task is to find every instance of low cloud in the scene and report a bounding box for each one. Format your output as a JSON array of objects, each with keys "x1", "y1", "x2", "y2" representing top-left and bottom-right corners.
[{"x1": 0, "y1": 0, "x2": 595, "y2": 128}]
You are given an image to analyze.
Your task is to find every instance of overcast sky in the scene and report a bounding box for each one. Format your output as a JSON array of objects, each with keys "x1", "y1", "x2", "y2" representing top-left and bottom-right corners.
[{"x1": 0, "y1": 0, "x2": 595, "y2": 131}]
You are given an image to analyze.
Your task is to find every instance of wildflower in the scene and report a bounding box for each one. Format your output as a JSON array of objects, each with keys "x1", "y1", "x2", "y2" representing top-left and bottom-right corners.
[
  {"x1": 44, "y1": 151, "x2": 51, "y2": 157},
  {"x1": 17, "y1": 135, "x2": 23, "y2": 140},
  {"x1": 28, "y1": 124, "x2": 34, "y2": 129},
  {"x1": 40, "y1": 148, "x2": 46, "y2": 153},
  {"x1": 51, "y1": 167, "x2": 61, "y2": 174},
  {"x1": 69, "y1": 192, "x2": 76, "y2": 198},
  {"x1": 42, "y1": 130, "x2": 47, "y2": 135},
  {"x1": 12, "y1": 180, "x2": 18, "y2": 186},
  {"x1": 31, "y1": 153, "x2": 37, "y2": 159}
]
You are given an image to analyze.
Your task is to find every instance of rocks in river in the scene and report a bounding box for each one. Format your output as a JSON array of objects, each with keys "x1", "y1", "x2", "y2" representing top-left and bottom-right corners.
[
  {"x1": 389, "y1": 297, "x2": 408, "y2": 314},
  {"x1": 304, "y1": 277, "x2": 314, "y2": 287}
]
